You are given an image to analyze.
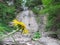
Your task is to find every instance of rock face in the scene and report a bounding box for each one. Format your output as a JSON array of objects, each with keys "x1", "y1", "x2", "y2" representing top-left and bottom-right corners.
[{"x1": 16, "y1": 10, "x2": 38, "y2": 33}]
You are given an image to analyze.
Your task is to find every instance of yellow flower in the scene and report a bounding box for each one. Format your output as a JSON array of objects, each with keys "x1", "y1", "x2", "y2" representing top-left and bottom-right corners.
[
  {"x1": 22, "y1": 28, "x2": 29, "y2": 34},
  {"x1": 12, "y1": 19, "x2": 19, "y2": 26},
  {"x1": 12, "y1": 19, "x2": 26, "y2": 28},
  {"x1": 12, "y1": 19, "x2": 29, "y2": 34},
  {"x1": 18, "y1": 22, "x2": 26, "y2": 28}
]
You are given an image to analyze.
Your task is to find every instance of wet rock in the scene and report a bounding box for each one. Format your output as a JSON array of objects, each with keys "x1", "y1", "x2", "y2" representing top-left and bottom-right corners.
[
  {"x1": 48, "y1": 34, "x2": 58, "y2": 39},
  {"x1": 39, "y1": 37, "x2": 60, "y2": 45},
  {"x1": 0, "y1": 41, "x2": 3, "y2": 45},
  {"x1": 16, "y1": 10, "x2": 38, "y2": 33}
]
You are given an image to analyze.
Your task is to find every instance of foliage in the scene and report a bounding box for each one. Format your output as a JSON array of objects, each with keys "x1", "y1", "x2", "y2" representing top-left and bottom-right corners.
[
  {"x1": 14, "y1": 0, "x2": 22, "y2": 6},
  {"x1": 42, "y1": 0, "x2": 54, "y2": 7},
  {"x1": 0, "y1": 2, "x2": 16, "y2": 36},
  {"x1": 32, "y1": 31, "x2": 41, "y2": 41},
  {"x1": 32, "y1": 7, "x2": 40, "y2": 14},
  {"x1": 0, "y1": 2, "x2": 16, "y2": 24},
  {"x1": 14, "y1": 0, "x2": 23, "y2": 12},
  {"x1": 25, "y1": 0, "x2": 42, "y2": 14},
  {"x1": 40, "y1": 0, "x2": 60, "y2": 31},
  {"x1": 40, "y1": 5, "x2": 60, "y2": 14},
  {"x1": 0, "y1": 23, "x2": 13, "y2": 36},
  {"x1": 26, "y1": 0, "x2": 42, "y2": 8}
]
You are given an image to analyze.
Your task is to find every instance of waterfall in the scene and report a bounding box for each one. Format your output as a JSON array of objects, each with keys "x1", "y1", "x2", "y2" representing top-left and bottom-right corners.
[{"x1": 22, "y1": 0, "x2": 28, "y2": 10}]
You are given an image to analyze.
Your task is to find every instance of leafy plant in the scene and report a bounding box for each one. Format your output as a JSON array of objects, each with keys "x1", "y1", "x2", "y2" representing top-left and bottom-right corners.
[
  {"x1": 0, "y1": 2, "x2": 16, "y2": 24},
  {"x1": 40, "y1": 0, "x2": 60, "y2": 31},
  {"x1": 26, "y1": 0, "x2": 42, "y2": 8},
  {"x1": 14, "y1": 0, "x2": 22, "y2": 10},
  {"x1": 32, "y1": 31, "x2": 41, "y2": 41},
  {"x1": 0, "y1": 2, "x2": 16, "y2": 37},
  {"x1": 32, "y1": 7, "x2": 40, "y2": 14}
]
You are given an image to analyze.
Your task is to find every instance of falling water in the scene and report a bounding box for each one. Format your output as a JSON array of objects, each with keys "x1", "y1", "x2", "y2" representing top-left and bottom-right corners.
[{"x1": 22, "y1": 0, "x2": 28, "y2": 10}]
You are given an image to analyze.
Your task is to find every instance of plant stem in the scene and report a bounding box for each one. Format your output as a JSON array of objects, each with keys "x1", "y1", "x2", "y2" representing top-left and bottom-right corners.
[
  {"x1": 0, "y1": 29, "x2": 19, "y2": 40},
  {"x1": 11, "y1": 35, "x2": 18, "y2": 45}
]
